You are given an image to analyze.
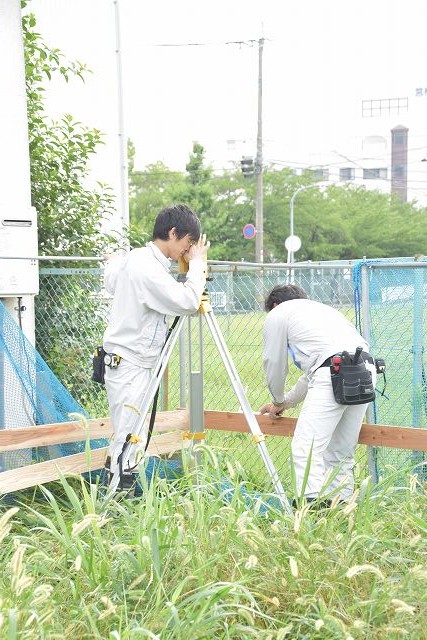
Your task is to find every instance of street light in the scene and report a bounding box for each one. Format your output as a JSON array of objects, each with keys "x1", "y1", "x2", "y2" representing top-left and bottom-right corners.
[{"x1": 288, "y1": 182, "x2": 329, "y2": 263}]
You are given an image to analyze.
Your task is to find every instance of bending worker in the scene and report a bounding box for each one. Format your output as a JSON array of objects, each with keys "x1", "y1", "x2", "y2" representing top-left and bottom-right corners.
[
  {"x1": 259, "y1": 284, "x2": 376, "y2": 504},
  {"x1": 102, "y1": 204, "x2": 209, "y2": 488}
]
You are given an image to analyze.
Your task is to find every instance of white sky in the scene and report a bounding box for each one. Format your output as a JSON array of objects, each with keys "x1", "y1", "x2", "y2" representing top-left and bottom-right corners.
[{"x1": 28, "y1": 0, "x2": 427, "y2": 183}]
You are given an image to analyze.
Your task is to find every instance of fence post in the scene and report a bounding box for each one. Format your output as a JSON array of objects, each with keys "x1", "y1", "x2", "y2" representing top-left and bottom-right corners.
[
  {"x1": 361, "y1": 264, "x2": 378, "y2": 484},
  {"x1": 179, "y1": 324, "x2": 186, "y2": 409},
  {"x1": 412, "y1": 264, "x2": 425, "y2": 471}
]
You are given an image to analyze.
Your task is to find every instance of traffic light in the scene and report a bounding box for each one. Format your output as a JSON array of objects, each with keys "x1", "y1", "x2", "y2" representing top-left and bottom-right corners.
[{"x1": 240, "y1": 156, "x2": 254, "y2": 177}]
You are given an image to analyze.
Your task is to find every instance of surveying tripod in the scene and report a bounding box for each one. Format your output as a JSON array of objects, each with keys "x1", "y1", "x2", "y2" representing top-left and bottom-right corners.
[{"x1": 108, "y1": 266, "x2": 293, "y2": 515}]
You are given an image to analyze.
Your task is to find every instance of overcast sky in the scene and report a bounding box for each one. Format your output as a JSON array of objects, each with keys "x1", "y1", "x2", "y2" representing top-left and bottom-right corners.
[{"x1": 28, "y1": 0, "x2": 427, "y2": 183}]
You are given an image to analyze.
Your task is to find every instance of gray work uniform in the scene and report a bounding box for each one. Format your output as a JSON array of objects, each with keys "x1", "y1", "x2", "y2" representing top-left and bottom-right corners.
[
  {"x1": 263, "y1": 298, "x2": 376, "y2": 500},
  {"x1": 103, "y1": 242, "x2": 205, "y2": 472}
]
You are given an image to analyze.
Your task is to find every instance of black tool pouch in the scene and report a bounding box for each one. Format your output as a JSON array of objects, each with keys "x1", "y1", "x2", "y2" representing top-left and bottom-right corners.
[
  {"x1": 92, "y1": 346, "x2": 106, "y2": 385},
  {"x1": 331, "y1": 362, "x2": 375, "y2": 405}
]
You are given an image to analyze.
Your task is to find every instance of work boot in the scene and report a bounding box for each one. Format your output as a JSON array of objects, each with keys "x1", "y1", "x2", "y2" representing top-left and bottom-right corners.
[
  {"x1": 99, "y1": 456, "x2": 139, "y2": 498},
  {"x1": 292, "y1": 497, "x2": 332, "y2": 510},
  {"x1": 117, "y1": 470, "x2": 138, "y2": 497},
  {"x1": 99, "y1": 456, "x2": 112, "y2": 488}
]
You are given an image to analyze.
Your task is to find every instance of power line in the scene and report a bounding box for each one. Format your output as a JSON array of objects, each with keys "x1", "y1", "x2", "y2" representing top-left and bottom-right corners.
[
  {"x1": 268, "y1": 147, "x2": 427, "y2": 171},
  {"x1": 147, "y1": 38, "x2": 261, "y2": 48}
]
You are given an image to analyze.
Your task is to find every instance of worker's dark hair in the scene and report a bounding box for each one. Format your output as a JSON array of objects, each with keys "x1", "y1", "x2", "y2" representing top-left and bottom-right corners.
[
  {"x1": 153, "y1": 204, "x2": 201, "y2": 241},
  {"x1": 264, "y1": 284, "x2": 308, "y2": 311}
]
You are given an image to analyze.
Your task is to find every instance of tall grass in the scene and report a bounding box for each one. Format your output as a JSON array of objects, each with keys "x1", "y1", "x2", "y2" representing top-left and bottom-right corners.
[{"x1": 1, "y1": 447, "x2": 427, "y2": 639}]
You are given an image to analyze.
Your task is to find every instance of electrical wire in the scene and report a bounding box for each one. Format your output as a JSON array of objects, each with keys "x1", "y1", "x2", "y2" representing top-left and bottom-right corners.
[{"x1": 148, "y1": 38, "x2": 262, "y2": 48}]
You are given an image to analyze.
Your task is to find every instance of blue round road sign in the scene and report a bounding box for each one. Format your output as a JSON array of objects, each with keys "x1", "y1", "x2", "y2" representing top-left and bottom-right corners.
[{"x1": 243, "y1": 224, "x2": 256, "y2": 239}]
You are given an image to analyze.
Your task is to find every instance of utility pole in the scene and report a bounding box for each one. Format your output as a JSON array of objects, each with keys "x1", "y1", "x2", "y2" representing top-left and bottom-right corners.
[
  {"x1": 113, "y1": 0, "x2": 129, "y2": 236},
  {"x1": 255, "y1": 37, "x2": 264, "y2": 263}
]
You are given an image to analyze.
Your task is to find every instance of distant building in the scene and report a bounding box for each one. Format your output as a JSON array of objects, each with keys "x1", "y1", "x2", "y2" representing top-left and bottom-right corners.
[
  {"x1": 309, "y1": 96, "x2": 420, "y2": 205},
  {"x1": 226, "y1": 91, "x2": 427, "y2": 208},
  {"x1": 391, "y1": 124, "x2": 408, "y2": 202}
]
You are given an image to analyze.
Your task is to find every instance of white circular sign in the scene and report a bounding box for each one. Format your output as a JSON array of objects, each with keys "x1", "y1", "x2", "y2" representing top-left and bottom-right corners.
[{"x1": 285, "y1": 235, "x2": 302, "y2": 252}]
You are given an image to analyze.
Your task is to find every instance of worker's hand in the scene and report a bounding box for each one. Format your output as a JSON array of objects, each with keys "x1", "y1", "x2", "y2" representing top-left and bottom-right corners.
[
  {"x1": 259, "y1": 402, "x2": 285, "y2": 419},
  {"x1": 187, "y1": 233, "x2": 210, "y2": 262}
]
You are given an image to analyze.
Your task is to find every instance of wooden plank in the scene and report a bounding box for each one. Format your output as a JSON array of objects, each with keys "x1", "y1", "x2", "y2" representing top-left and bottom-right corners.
[
  {"x1": 0, "y1": 419, "x2": 111, "y2": 452},
  {"x1": 0, "y1": 410, "x2": 188, "y2": 452},
  {"x1": 204, "y1": 411, "x2": 296, "y2": 436},
  {"x1": 0, "y1": 431, "x2": 188, "y2": 494},
  {"x1": 3, "y1": 410, "x2": 427, "y2": 495},
  {"x1": 4, "y1": 409, "x2": 427, "y2": 453},
  {"x1": 0, "y1": 447, "x2": 108, "y2": 494},
  {"x1": 358, "y1": 424, "x2": 427, "y2": 450},
  {"x1": 147, "y1": 431, "x2": 189, "y2": 457},
  {"x1": 204, "y1": 410, "x2": 427, "y2": 452}
]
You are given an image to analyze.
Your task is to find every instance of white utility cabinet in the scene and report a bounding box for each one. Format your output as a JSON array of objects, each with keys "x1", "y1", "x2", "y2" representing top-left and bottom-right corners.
[{"x1": 0, "y1": 206, "x2": 39, "y2": 296}]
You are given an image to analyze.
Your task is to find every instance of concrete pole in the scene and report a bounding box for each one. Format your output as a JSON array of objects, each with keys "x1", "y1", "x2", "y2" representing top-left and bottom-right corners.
[
  {"x1": 113, "y1": 0, "x2": 129, "y2": 235},
  {"x1": 255, "y1": 38, "x2": 264, "y2": 264}
]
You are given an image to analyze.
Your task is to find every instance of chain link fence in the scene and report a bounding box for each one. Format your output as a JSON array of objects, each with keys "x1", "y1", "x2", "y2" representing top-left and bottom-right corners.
[
  {"x1": 35, "y1": 266, "x2": 110, "y2": 419},
  {"x1": 3, "y1": 256, "x2": 426, "y2": 490},
  {"x1": 33, "y1": 259, "x2": 358, "y2": 489},
  {"x1": 353, "y1": 260, "x2": 427, "y2": 481}
]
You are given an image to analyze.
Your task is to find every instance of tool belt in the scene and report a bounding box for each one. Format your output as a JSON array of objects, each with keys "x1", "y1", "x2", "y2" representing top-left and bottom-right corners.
[
  {"x1": 92, "y1": 347, "x2": 121, "y2": 385},
  {"x1": 319, "y1": 347, "x2": 376, "y2": 405}
]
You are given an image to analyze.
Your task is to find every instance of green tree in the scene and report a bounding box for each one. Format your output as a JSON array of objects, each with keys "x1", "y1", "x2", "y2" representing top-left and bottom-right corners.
[
  {"x1": 128, "y1": 158, "x2": 185, "y2": 241},
  {"x1": 262, "y1": 174, "x2": 427, "y2": 262},
  {"x1": 180, "y1": 144, "x2": 260, "y2": 260},
  {"x1": 129, "y1": 141, "x2": 427, "y2": 263},
  {"x1": 317, "y1": 185, "x2": 427, "y2": 260},
  {"x1": 23, "y1": 1, "x2": 117, "y2": 256},
  {"x1": 262, "y1": 167, "x2": 308, "y2": 261},
  {"x1": 168, "y1": 142, "x2": 215, "y2": 218},
  {"x1": 205, "y1": 171, "x2": 254, "y2": 261}
]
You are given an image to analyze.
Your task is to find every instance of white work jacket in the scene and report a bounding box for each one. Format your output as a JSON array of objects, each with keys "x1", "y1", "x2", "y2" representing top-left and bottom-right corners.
[
  {"x1": 263, "y1": 298, "x2": 369, "y2": 407},
  {"x1": 103, "y1": 242, "x2": 205, "y2": 367}
]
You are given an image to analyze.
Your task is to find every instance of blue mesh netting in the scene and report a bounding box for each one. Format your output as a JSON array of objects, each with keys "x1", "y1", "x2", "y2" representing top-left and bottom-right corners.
[
  {"x1": 0, "y1": 300, "x2": 107, "y2": 471},
  {"x1": 352, "y1": 258, "x2": 427, "y2": 478}
]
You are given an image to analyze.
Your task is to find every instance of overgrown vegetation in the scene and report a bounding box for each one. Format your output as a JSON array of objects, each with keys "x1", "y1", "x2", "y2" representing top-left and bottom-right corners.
[{"x1": 1, "y1": 450, "x2": 426, "y2": 639}]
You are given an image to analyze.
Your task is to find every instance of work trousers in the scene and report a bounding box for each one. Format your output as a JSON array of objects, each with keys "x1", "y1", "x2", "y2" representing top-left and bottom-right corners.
[
  {"x1": 104, "y1": 359, "x2": 151, "y2": 474},
  {"x1": 291, "y1": 364, "x2": 376, "y2": 501}
]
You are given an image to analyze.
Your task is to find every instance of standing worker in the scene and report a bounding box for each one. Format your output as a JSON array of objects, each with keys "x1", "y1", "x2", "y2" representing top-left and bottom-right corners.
[
  {"x1": 102, "y1": 204, "x2": 209, "y2": 489},
  {"x1": 259, "y1": 284, "x2": 376, "y2": 505}
]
